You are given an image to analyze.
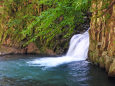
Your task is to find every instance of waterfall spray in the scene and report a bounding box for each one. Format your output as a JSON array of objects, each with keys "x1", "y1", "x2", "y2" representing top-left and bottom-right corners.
[{"x1": 27, "y1": 30, "x2": 89, "y2": 67}]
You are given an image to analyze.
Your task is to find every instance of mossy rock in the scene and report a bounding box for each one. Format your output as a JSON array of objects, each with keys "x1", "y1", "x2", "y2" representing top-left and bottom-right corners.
[
  {"x1": 108, "y1": 59, "x2": 115, "y2": 77},
  {"x1": 104, "y1": 55, "x2": 112, "y2": 72},
  {"x1": 99, "y1": 57, "x2": 105, "y2": 68}
]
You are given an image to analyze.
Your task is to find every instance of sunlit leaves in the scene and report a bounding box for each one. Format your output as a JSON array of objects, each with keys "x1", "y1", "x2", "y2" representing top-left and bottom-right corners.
[{"x1": 0, "y1": 0, "x2": 91, "y2": 47}]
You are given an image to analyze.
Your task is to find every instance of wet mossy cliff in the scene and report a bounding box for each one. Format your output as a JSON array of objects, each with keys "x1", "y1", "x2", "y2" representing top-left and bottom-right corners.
[{"x1": 89, "y1": 0, "x2": 115, "y2": 77}]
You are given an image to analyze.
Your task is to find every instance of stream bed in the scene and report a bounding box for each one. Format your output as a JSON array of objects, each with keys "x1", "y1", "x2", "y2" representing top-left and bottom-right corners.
[{"x1": 0, "y1": 55, "x2": 115, "y2": 86}]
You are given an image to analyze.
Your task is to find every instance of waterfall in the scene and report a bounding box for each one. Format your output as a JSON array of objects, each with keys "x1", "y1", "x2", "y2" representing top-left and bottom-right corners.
[
  {"x1": 27, "y1": 30, "x2": 89, "y2": 67},
  {"x1": 66, "y1": 30, "x2": 89, "y2": 59}
]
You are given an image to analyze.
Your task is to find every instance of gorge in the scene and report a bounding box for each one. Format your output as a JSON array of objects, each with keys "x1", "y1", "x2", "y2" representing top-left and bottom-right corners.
[{"x1": 0, "y1": 0, "x2": 115, "y2": 86}]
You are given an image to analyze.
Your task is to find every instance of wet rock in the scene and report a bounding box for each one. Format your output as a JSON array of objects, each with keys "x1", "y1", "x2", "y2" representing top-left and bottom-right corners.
[
  {"x1": 45, "y1": 48, "x2": 56, "y2": 55},
  {"x1": 99, "y1": 57, "x2": 105, "y2": 68},
  {"x1": 109, "y1": 59, "x2": 115, "y2": 77},
  {"x1": 0, "y1": 45, "x2": 26, "y2": 55},
  {"x1": 26, "y1": 43, "x2": 40, "y2": 54},
  {"x1": 104, "y1": 56, "x2": 112, "y2": 72}
]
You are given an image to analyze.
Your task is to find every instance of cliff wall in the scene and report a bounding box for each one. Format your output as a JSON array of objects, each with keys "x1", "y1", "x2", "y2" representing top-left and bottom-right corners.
[{"x1": 89, "y1": 0, "x2": 115, "y2": 76}]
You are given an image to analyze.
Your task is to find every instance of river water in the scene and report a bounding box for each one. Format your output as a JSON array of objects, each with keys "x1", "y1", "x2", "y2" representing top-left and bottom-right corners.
[
  {"x1": 0, "y1": 31, "x2": 115, "y2": 86},
  {"x1": 0, "y1": 55, "x2": 115, "y2": 86}
]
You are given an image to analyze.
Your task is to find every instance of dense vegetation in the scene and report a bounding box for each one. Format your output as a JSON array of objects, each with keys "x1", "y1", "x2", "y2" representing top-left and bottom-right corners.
[{"x1": 0, "y1": 0, "x2": 91, "y2": 53}]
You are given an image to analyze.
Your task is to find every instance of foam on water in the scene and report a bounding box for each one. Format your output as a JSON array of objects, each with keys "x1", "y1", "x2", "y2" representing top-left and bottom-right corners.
[{"x1": 27, "y1": 30, "x2": 89, "y2": 67}]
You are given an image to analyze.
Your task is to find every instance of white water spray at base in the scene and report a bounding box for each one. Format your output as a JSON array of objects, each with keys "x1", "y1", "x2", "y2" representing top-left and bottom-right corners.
[{"x1": 27, "y1": 30, "x2": 89, "y2": 67}]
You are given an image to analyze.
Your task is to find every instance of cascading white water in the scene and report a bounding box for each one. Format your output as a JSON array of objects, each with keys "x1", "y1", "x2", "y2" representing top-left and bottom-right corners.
[{"x1": 27, "y1": 30, "x2": 89, "y2": 67}]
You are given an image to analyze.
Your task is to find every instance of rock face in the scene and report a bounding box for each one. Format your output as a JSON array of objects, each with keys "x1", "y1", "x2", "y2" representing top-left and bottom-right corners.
[
  {"x1": 0, "y1": 45, "x2": 26, "y2": 55},
  {"x1": 89, "y1": 0, "x2": 115, "y2": 77},
  {"x1": 0, "y1": 42, "x2": 56, "y2": 56},
  {"x1": 26, "y1": 43, "x2": 40, "y2": 54},
  {"x1": 0, "y1": 42, "x2": 39, "y2": 55}
]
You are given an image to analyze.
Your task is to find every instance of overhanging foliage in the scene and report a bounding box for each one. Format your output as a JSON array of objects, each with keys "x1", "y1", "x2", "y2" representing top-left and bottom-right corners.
[{"x1": 0, "y1": 0, "x2": 91, "y2": 48}]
